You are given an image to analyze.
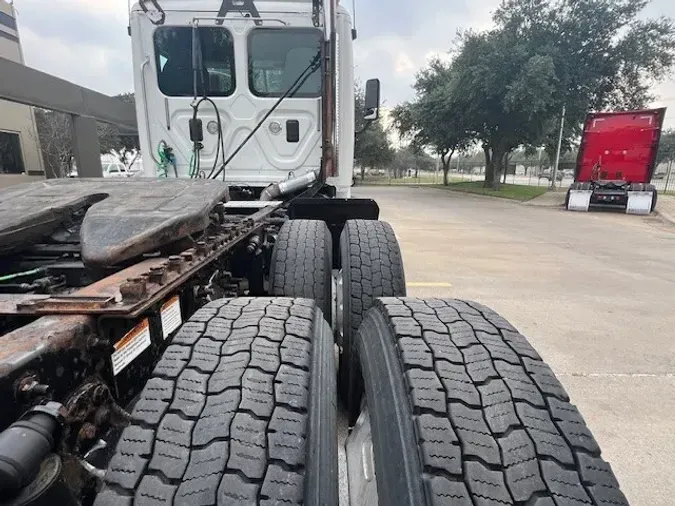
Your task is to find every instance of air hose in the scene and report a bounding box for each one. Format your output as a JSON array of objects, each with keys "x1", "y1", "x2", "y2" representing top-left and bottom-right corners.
[
  {"x1": 0, "y1": 268, "x2": 45, "y2": 283},
  {"x1": 156, "y1": 141, "x2": 177, "y2": 178}
]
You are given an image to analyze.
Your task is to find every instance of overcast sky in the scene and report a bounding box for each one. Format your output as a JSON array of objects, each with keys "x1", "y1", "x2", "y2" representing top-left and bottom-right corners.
[{"x1": 10, "y1": 0, "x2": 675, "y2": 127}]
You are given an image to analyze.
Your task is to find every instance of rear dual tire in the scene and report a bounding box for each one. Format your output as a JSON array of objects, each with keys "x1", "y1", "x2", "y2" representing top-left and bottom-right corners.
[
  {"x1": 337, "y1": 220, "x2": 407, "y2": 406},
  {"x1": 269, "y1": 220, "x2": 332, "y2": 321},
  {"x1": 633, "y1": 184, "x2": 658, "y2": 212},
  {"x1": 95, "y1": 298, "x2": 337, "y2": 506},
  {"x1": 352, "y1": 298, "x2": 629, "y2": 506}
]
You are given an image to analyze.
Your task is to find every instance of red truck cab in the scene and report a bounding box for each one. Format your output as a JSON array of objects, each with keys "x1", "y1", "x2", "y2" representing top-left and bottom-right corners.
[{"x1": 567, "y1": 108, "x2": 666, "y2": 214}]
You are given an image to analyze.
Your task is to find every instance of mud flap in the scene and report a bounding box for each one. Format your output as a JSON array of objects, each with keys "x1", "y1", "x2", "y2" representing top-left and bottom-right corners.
[
  {"x1": 626, "y1": 191, "x2": 654, "y2": 215},
  {"x1": 567, "y1": 190, "x2": 593, "y2": 212}
]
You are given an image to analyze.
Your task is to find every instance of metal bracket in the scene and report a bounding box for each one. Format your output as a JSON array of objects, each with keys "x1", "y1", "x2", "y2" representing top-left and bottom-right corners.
[
  {"x1": 17, "y1": 296, "x2": 115, "y2": 313},
  {"x1": 139, "y1": 0, "x2": 166, "y2": 25},
  {"x1": 217, "y1": 0, "x2": 262, "y2": 26}
]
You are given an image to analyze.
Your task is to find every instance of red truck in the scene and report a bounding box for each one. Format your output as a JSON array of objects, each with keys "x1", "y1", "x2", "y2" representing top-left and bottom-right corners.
[{"x1": 566, "y1": 108, "x2": 666, "y2": 214}]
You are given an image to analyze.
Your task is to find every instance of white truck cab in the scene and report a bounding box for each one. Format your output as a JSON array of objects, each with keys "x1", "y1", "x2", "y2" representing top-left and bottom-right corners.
[{"x1": 130, "y1": 0, "x2": 370, "y2": 198}]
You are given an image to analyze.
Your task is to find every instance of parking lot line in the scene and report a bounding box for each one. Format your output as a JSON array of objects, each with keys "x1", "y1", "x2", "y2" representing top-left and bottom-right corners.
[{"x1": 406, "y1": 282, "x2": 453, "y2": 288}]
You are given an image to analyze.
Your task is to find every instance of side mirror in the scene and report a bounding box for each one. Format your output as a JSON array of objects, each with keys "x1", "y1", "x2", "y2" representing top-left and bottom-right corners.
[{"x1": 364, "y1": 79, "x2": 381, "y2": 121}]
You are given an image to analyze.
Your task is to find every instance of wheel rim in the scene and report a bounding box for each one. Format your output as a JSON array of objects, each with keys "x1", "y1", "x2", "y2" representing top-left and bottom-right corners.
[{"x1": 345, "y1": 405, "x2": 378, "y2": 505}]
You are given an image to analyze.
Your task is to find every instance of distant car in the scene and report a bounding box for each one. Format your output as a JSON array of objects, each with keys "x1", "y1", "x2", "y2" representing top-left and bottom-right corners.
[
  {"x1": 653, "y1": 173, "x2": 666, "y2": 180},
  {"x1": 103, "y1": 163, "x2": 131, "y2": 178},
  {"x1": 538, "y1": 170, "x2": 564, "y2": 182}
]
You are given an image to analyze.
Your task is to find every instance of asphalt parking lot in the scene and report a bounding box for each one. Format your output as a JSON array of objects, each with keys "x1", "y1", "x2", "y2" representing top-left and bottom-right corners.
[{"x1": 353, "y1": 185, "x2": 675, "y2": 506}]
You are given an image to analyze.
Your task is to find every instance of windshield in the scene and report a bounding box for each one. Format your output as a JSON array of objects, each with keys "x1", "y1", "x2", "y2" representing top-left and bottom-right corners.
[
  {"x1": 154, "y1": 26, "x2": 235, "y2": 97},
  {"x1": 248, "y1": 28, "x2": 322, "y2": 98}
]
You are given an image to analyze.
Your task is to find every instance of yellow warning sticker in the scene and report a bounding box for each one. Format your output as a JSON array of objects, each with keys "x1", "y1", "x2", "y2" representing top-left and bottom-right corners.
[
  {"x1": 161, "y1": 296, "x2": 182, "y2": 339},
  {"x1": 112, "y1": 319, "x2": 151, "y2": 376}
]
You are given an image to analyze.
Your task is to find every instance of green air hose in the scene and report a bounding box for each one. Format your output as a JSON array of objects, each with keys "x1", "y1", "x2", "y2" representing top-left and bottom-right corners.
[
  {"x1": 0, "y1": 268, "x2": 45, "y2": 283},
  {"x1": 157, "y1": 141, "x2": 179, "y2": 178},
  {"x1": 157, "y1": 142, "x2": 170, "y2": 177}
]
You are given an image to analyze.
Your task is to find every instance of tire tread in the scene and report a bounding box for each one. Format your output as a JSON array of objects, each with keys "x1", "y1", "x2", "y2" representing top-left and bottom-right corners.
[
  {"x1": 339, "y1": 220, "x2": 406, "y2": 403},
  {"x1": 270, "y1": 221, "x2": 332, "y2": 320},
  {"x1": 95, "y1": 298, "x2": 336, "y2": 506},
  {"x1": 357, "y1": 298, "x2": 628, "y2": 506}
]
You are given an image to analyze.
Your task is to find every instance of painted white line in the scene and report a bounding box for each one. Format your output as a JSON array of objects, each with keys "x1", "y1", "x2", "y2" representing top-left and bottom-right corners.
[
  {"x1": 406, "y1": 282, "x2": 453, "y2": 288},
  {"x1": 557, "y1": 373, "x2": 675, "y2": 378}
]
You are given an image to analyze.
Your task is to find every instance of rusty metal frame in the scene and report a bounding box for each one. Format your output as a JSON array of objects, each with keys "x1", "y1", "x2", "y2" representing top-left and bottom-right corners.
[{"x1": 2, "y1": 206, "x2": 277, "y2": 319}]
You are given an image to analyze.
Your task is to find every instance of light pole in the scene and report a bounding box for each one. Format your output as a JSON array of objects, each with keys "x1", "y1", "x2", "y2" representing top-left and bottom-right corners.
[{"x1": 551, "y1": 105, "x2": 566, "y2": 190}]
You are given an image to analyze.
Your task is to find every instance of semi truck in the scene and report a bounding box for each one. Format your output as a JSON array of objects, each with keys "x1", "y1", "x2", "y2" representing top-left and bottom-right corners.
[
  {"x1": 0, "y1": 1, "x2": 628, "y2": 505},
  {"x1": 566, "y1": 108, "x2": 666, "y2": 214}
]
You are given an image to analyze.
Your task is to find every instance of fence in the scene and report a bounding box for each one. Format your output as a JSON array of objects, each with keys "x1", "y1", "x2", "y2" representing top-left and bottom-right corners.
[{"x1": 358, "y1": 160, "x2": 675, "y2": 193}]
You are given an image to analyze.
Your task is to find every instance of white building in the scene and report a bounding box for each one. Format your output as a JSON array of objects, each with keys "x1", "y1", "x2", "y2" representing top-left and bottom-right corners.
[{"x1": 0, "y1": 0, "x2": 44, "y2": 175}]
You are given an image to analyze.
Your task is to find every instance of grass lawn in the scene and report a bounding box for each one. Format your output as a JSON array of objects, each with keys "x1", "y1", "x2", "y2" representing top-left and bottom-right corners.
[
  {"x1": 358, "y1": 175, "x2": 466, "y2": 186},
  {"x1": 359, "y1": 174, "x2": 449, "y2": 185},
  {"x1": 435, "y1": 181, "x2": 549, "y2": 202}
]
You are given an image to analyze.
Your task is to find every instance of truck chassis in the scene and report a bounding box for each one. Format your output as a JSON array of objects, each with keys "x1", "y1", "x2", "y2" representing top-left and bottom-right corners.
[{"x1": 0, "y1": 179, "x2": 630, "y2": 506}]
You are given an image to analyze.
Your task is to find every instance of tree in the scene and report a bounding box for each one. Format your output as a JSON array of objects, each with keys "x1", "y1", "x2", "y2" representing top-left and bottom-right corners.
[
  {"x1": 98, "y1": 93, "x2": 141, "y2": 168},
  {"x1": 35, "y1": 93, "x2": 140, "y2": 177},
  {"x1": 447, "y1": 29, "x2": 563, "y2": 188},
  {"x1": 494, "y1": 0, "x2": 675, "y2": 172},
  {"x1": 657, "y1": 130, "x2": 675, "y2": 167},
  {"x1": 34, "y1": 110, "x2": 74, "y2": 178},
  {"x1": 354, "y1": 85, "x2": 395, "y2": 179},
  {"x1": 391, "y1": 146, "x2": 436, "y2": 178},
  {"x1": 354, "y1": 121, "x2": 394, "y2": 179},
  {"x1": 409, "y1": 0, "x2": 675, "y2": 189},
  {"x1": 391, "y1": 60, "x2": 472, "y2": 186}
]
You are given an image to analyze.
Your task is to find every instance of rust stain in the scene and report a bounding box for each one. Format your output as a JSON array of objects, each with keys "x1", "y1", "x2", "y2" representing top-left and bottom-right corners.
[
  {"x1": 0, "y1": 204, "x2": 277, "y2": 318},
  {"x1": 77, "y1": 259, "x2": 166, "y2": 298},
  {"x1": 0, "y1": 314, "x2": 95, "y2": 376}
]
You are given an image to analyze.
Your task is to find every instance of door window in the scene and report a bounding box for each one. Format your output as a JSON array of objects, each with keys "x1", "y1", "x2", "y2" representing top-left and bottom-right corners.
[
  {"x1": 249, "y1": 28, "x2": 322, "y2": 98},
  {"x1": 154, "y1": 27, "x2": 235, "y2": 97}
]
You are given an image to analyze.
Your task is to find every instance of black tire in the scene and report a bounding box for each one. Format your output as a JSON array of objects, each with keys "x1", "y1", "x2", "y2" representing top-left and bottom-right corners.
[
  {"x1": 270, "y1": 220, "x2": 332, "y2": 321},
  {"x1": 338, "y1": 220, "x2": 406, "y2": 405},
  {"x1": 354, "y1": 298, "x2": 628, "y2": 506},
  {"x1": 95, "y1": 297, "x2": 337, "y2": 506},
  {"x1": 565, "y1": 189, "x2": 572, "y2": 210},
  {"x1": 646, "y1": 184, "x2": 658, "y2": 212}
]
